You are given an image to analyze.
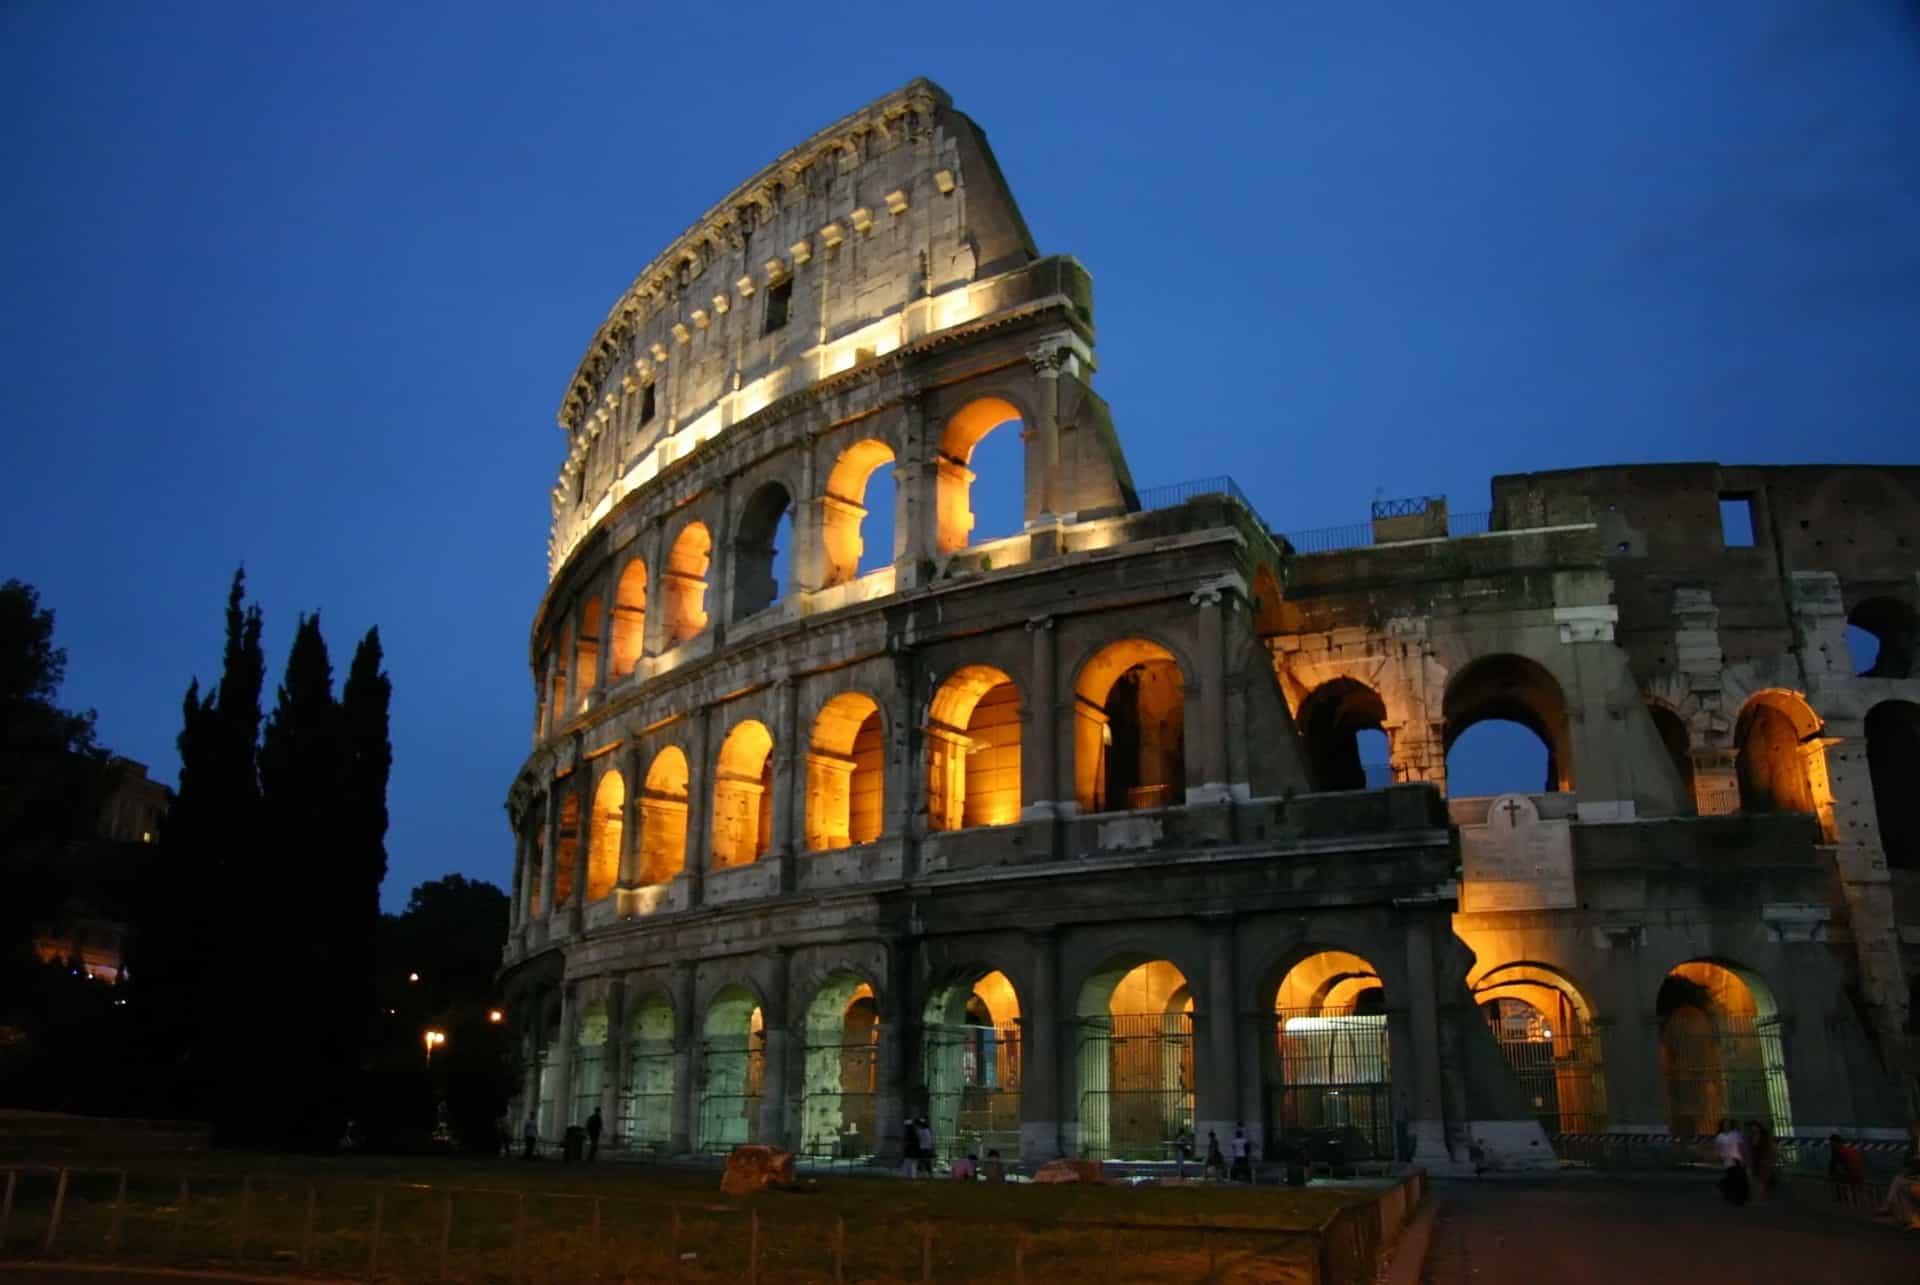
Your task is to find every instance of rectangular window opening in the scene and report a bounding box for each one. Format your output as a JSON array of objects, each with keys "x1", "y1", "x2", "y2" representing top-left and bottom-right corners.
[
  {"x1": 763, "y1": 278, "x2": 792, "y2": 335},
  {"x1": 1719, "y1": 495, "x2": 1756, "y2": 548},
  {"x1": 639, "y1": 382, "x2": 656, "y2": 425}
]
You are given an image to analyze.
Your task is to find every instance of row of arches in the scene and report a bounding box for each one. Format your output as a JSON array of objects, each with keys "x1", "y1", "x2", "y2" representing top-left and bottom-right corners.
[
  {"x1": 538, "y1": 398, "x2": 1034, "y2": 738},
  {"x1": 528, "y1": 949, "x2": 1796, "y2": 1160},
  {"x1": 524, "y1": 638, "x2": 1195, "y2": 913}
]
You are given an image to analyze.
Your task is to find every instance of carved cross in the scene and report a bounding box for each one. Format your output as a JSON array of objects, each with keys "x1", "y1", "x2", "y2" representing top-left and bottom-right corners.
[{"x1": 1501, "y1": 798, "x2": 1525, "y2": 828}]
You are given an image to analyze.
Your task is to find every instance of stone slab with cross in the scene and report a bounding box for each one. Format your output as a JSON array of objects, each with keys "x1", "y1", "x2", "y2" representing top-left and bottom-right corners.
[{"x1": 1459, "y1": 793, "x2": 1576, "y2": 913}]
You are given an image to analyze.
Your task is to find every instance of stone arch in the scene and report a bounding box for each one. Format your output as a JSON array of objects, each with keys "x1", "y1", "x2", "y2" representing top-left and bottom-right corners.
[
  {"x1": 663, "y1": 521, "x2": 712, "y2": 646},
  {"x1": 1442, "y1": 653, "x2": 1573, "y2": 795},
  {"x1": 1267, "y1": 948, "x2": 1392, "y2": 1162},
  {"x1": 1645, "y1": 700, "x2": 1696, "y2": 814},
  {"x1": 1297, "y1": 677, "x2": 1390, "y2": 792},
  {"x1": 711, "y1": 720, "x2": 774, "y2": 869},
  {"x1": 807, "y1": 691, "x2": 885, "y2": 851},
  {"x1": 821, "y1": 438, "x2": 898, "y2": 586},
  {"x1": 572, "y1": 596, "x2": 603, "y2": 705},
  {"x1": 569, "y1": 993, "x2": 611, "y2": 1130},
  {"x1": 1073, "y1": 955, "x2": 1195, "y2": 1160},
  {"x1": 1734, "y1": 689, "x2": 1822, "y2": 816},
  {"x1": 609, "y1": 558, "x2": 648, "y2": 678},
  {"x1": 1657, "y1": 958, "x2": 1793, "y2": 1138},
  {"x1": 621, "y1": 989, "x2": 676, "y2": 1147},
  {"x1": 553, "y1": 790, "x2": 581, "y2": 910},
  {"x1": 1866, "y1": 700, "x2": 1920, "y2": 870},
  {"x1": 1072, "y1": 637, "x2": 1188, "y2": 813},
  {"x1": 1470, "y1": 961, "x2": 1608, "y2": 1133},
  {"x1": 731, "y1": 479, "x2": 794, "y2": 620},
  {"x1": 799, "y1": 971, "x2": 883, "y2": 1156},
  {"x1": 922, "y1": 966, "x2": 1024, "y2": 1160},
  {"x1": 637, "y1": 745, "x2": 690, "y2": 884},
  {"x1": 698, "y1": 985, "x2": 764, "y2": 1150},
  {"x1": 586, "y1": 769, "x2": 624, "y2": 902},
  {"x1": 936, "y1": 395, "x2": 1028, "y2": 555},
  {"x1": 1849, "y1": 596, "x2": 1918, "y2": 678},
  {"x1": 927, "y1": 664, "x2": 1022, "y2": 831},
  {"x1": 548, "y1": 624, "x2": 572, "y2": 733}
]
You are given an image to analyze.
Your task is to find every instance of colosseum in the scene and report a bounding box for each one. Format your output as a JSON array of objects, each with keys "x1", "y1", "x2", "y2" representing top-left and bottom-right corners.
[{"x1": 500, "y1": 79, "x2": 1920, "y2": 1172}]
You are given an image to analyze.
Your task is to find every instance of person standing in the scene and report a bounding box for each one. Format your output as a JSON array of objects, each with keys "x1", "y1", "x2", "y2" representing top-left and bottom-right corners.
[
  {"x1": 1744, "y1": 1120, "x2": 1776, "y2": 1200},
  {"x1": 1714, "y1": 1118, "x2": 1750, "y2": 1205},
  {"x1": 522, "y1": 1113, "x2": 539, "y2": 1161},
  {"x1": 1205, "y1": 1130, "x2": 1226, "y2": 1180},
  {"x1": 916, "y1": 1117, "x2": 936, "y2": 1176},
  {"x1": 951, "y1": 1152, "x2": 978, "y2": 1180},
  {"x1": 586, "y1": 1107, "x2": 604, "y2": 1162},
  {"x1": 900, "y1": 1114, "x2": 923, "y2": 1178},
  {"x1": 983, "y1": 1149, "x2": 1007, "y2": 1183},
  {"x1": 1229, "y1": 1124, "x2": 1252, "y2": 1182}
]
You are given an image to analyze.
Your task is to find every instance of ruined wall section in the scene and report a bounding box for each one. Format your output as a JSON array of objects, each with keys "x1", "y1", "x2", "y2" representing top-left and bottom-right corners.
[{"x1": 548, "y1": 79, "x2": 1040, "y2": 577}]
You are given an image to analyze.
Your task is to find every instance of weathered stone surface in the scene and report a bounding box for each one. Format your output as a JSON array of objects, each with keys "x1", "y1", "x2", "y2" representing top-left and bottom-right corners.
[
  {"x1": 720, "y1": 1145, "x2": 795, "y2": 1196},
  {"x1": 1032, "y1": 1158, "x2": 1103, "y2": 1184}
]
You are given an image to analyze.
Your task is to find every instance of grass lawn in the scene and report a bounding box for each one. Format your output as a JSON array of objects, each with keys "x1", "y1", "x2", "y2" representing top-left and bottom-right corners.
[{"x1": 0, "y1": 1153, "x2": 1378, "y2": 1283}]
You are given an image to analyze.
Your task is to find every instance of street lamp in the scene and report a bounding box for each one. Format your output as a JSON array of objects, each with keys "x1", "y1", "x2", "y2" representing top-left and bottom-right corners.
[
  {"x1": 424, "y1": 1028, "x2": 446, "y2": 1066},
  {"x1": 488, "y1": 1009, "x2": 505, "y2": 1024}
]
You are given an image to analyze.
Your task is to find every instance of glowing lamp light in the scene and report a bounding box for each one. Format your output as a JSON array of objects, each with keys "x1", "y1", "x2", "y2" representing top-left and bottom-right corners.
[
  {"x1": 408, "y1": 972, "x2": 420, "y2": 983},
  {"x1": 488, "y1": 1009, "x2": 505, "y2": 1024}
]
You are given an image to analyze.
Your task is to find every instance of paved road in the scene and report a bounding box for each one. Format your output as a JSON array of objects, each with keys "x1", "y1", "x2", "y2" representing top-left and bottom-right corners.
[{"x1": 1420, "y1": 1173, "x2": 1916, "y2": 1285}]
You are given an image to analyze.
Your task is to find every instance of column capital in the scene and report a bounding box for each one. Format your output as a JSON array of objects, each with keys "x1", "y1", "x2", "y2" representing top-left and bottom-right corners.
[{"x1": 1025, "y1": 614, "x2": 1054, "y2": 632}]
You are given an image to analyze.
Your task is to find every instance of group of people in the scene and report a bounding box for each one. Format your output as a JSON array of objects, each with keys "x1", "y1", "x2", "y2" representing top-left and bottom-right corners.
[
  {"x1": 1711, "y1": 1117, "x2": 1781, "y2": 1204},
  {"x1": 1716, "y1": 1116, "x2": 1920, "y2": 1229},
  {"x1": 502, "y1": 1107, "x2": 604, "y2": 1162},
  {"x1": 1201, "y1": 1126, "x2": 1256, "y2": 1181},
  {"x1": 898, "y1": 1115, "x2": 1007, "y2": 1180}
]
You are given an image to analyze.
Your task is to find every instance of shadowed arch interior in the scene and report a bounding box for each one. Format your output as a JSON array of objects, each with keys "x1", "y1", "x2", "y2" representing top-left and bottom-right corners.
[
  {"x1": 1735, "y1": 690, "x2": 1821, "y2": 816},
  {"x1": 731, "y1": 481, "x2": 793, "y2": 619},
  {"x1": 1298, "y1": 678, "x2": 1389, "y2": 791},
  {"x1": 1866, "y1": 700, "x2": 1920, "y2": 870},
  {"x1": 927, "y1": 665, "x2": 1021, "y2": 830},
  {"x1": 621, "y1": 994, "x2": 676, "y2": 1145},
  {"x1": 1472, "y1": 962, "x2": 1608, "y2": 1133},
  {"x1": 807, "y1": 691, "x2": 884, "y2": 850},
  {"x1": 1849, "y1": 597, "x2": 1917, "y2": 678},
  {"x1": 552, "y1": 790, "x2": 580, "y2": 910},
  {"x1": 1646, "y1": 703, "x2": 1696, "y2": 814},
  {"x1": 572, "y1": 597, "x2": 602, "y2": 707},
  {"x1": 1074, "y1": 638, "x2": 1186, "y2": 812}
]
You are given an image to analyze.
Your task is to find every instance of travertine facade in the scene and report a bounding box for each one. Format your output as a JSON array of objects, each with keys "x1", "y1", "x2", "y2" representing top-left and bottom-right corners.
[{"x1": 500, "y1": 81, "x2": 1919, "y2": 1171}]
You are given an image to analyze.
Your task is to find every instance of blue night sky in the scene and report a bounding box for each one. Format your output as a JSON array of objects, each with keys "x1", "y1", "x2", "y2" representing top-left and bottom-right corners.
[{"x1": 4, "y1": 2, "x2": 1916, "y2": 908}]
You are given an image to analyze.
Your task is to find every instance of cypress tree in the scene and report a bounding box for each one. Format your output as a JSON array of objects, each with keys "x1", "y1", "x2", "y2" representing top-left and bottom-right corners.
[{"x1": 339, "y1": 628, "x2": 392, "y2": 1106}]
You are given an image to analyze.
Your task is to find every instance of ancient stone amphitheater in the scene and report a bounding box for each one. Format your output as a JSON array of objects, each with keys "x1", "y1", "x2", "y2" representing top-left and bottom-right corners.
[{"x1": 500, "y1": 79, "x2": 1920, "y2": 1170}]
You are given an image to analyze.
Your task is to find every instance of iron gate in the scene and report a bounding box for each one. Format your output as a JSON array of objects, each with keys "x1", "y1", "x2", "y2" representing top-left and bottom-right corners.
[
  {"x1": 1492, "y1": 1031, "x2": 1606, "y2": 1134},
  {"x1": 923, "y1": 1022, "x2": 1022, "y2": 1159},
  {"x1": 697, "y1": 1035, "x2": 763, "y2": 1151},
  {"x1": 1660, "y1": 1013, "x2": 1793, "y2": 1137},
  {"x1": 799, "y1": 1035, "x2": 878, "y2": 1157},
  {"x1": 619, "y1": 1037, "x2": 675, "y2": 1147},
  {"x1": 1271, "y1": 1011, "x2": 1391, "y2": 1163},
  {"x1": 1077, "y1": 1013, "x2": 1194, "y2": 1160}
]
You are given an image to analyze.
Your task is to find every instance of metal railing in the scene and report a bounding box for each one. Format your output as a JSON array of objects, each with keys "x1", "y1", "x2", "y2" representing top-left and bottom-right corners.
[
  {"x1": 1281, "y1": 510, "x2": 1494, "y2": 556},
  {"x1": 1136, "y1": 476, "x2": 1269, "y2": 532}
]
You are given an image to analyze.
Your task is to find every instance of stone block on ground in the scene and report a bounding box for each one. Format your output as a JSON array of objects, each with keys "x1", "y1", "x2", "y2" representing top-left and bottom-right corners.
[
  {"x1": 1033, "y1": 1157, "x2": 1104, "y2": 1184},
  {"x1": 721, "y1": 1144, "x2": 796, "y2": 1195}
]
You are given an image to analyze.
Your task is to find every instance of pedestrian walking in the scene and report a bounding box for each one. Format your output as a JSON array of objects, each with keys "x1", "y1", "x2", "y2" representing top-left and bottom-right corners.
[
  {"x1": 915, "y1": 1116, "x2": 936, "y2": 1176},
  {"x1": 586, "y1": 1107, "x2": 603, "y2": 1161},
  {"x1": 1829, "y1": 1134, "x2": 1868, "y2": 1205},
  {"x1": 1744, "y1": 1120, "x2": 1776, "y2": 1200},
  {"x1": 522, "y1": 1113, "x2": 539, "y2": 1161},
  {"x1": 1230, "y1": 1124, "x2": 1252, "y2": 1182},
  {"x1": 1715, "y1": 1118, "x2": 1750, "y2": 1205},
  {"x1": 900, "y1": 1114, "x2": 923, "y2": 1178},
  {"x1": 1205, "y1": 1130, "x2": 1226, "y2": 1180},
  {"x1": 983, "y1": 1149, "x2": 1007, "y2": 1183}
]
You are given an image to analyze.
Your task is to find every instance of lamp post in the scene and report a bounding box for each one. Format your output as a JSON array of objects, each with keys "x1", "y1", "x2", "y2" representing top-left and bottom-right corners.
[{"x1": 424, "y1": 1028, "x2": 446, "y2": 1067}]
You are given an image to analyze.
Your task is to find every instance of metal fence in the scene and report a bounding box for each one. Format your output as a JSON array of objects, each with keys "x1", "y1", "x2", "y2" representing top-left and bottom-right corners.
[
  {"x1": 0, "y1": 1162, "x2": 1428, "y2": 1284},
  {"x1": 1272, "y1": 1010, "x2": 1393, "y2": 1164},
  {"x1": 1075, "y1": 1013, "x2": 1195, "y2": 1161},
  {"x1": 1491, "y1": 1032, "x2": 1607, "y2": 1136},
  {"x1": 1281, "y1": 510, "x2": 1495, "y2": 555}
]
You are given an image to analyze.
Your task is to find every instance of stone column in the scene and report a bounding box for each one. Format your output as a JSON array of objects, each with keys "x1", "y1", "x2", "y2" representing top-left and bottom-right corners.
[
  {"x1": 509, "y1": 831, "x2": 528, "y2": 936},
  {"x1": 618, "y1": 743, "x2": 645, "y2": 890},
  {"x1": 769, "y1": 677, "x2": 801, "y2": 891},
  {"x1": 1399, "y1": 912, "x2": 1451, "y2": 1166},
  {"x1": 568, "y1": 782, "x2": 589, "y2": 934},
  {"x1": 1690, "y1": 747, "x2": 1740, "y2": 816},
  {"x1": 594, "y1": 565, "x2": 616, "y2": 694},
  {"x1": 1021, "y1": 930, "x2": 1062, "y2": 1163},
  {"x1": 550, "y1": 982, "x2": 578, "y2": 1137},
  {"x1": 1025, "y1": 346, "x2": 1064, "y2": 527},
  {"x1": 1814, "y1": 726, "x2": 1910, "y2": 1058},
  {"x1": 1197, "y1": 917, "x2": 1240, "y2": 1149},
  {"x1": 884, "y1": 645, "x2": 919, "y2": 875},
  {"x1": 894, "y1": 397, "x2": 938, "y2": 590},
  {"x1": 670, "y1": 961, "x2": 697, "y2": 1154},
  {"x1": 678, "y1": 707, "x2": 711, "y2": 906},
  {"x1": 875, "y1": 936, "x2": 914, "y2": 1160},
  {"x1": 1190, "y1": 587, "x2": 1231, "y2": 804},
  {"x1": 1022, "y1": 615, "x2": 1059, "y2": 820},
  {"x1": 602, "y1": 976, "x2": 627, "y2": 1139},
  {"x1": 758, "y1": 948, "x2": 793, "y2": 1148},
  {"x1": 538, "y1": 651, "x2": 556, "y2": 742},
  {"x1": 519, "y1": 1001, "x2": 543, "y2": 1139},
  {"x1": 541, "y1": 792, "x2": 561, "y2": 924}
]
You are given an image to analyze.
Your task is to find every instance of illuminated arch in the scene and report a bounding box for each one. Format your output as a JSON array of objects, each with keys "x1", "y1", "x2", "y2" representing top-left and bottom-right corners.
[
  {"x1": 821, "y1": 439, "x2": 898, "y2": 586},
  {"x1": 572, "y1": 596, "x2": 603, "y2": 706},
  {"x1": 936, "y1": 396, "x2": 1024, "y2": 555},
  {"x1": 1442, "y1": 653, "x2": 1572, "y2": 795},
  {"x1": 1073, "y1": 638, "x2": 1186, "y2": 813},
  {"x1": 1074, "y1": 956, "x2": 1194, "y2": 1160},
  {"x1": 711, "y1": 720, "x2": 774, "y2": 869},
  {"x1": 1657, "y1": 959, "x2": 1793, "y2": 1138},
  {"x1": 1471, "y1": 961, "x2": 1608, "y2": 1132},
  {"x1": 609, "y1": 559, "x2": 648, "y2": 678},
  {"x1": 1270, "y1": 949, "x2": 1392, "y2": 1161},
  {"x1": 553, "y1": 790, "x2": 581, "y2": 910},
  {"x1": 799, "y1": 972, "x2": 882, "y2": 1155},
  {"x1": 807, "y1": 691, "x2": 884, "y2": 851},
  {"x1": 1734, "y1": 689, "x2": 1822, "y2": 816},
  {"x1": 586, "y1": 769, "x2": 624, "y2": 902},
  {"x1": 699, "y1": 986, "x2": 764, "y2": 1150},
  {"x1": 922, "y1": 967, "x2": 1023, "y2": 1160},
  {"x1": 927, "y1": 665, "x2": 1022, "y2": 831},
  {"x1": 621, "y1": 992, "x2": 676, "y2": 1146},
  {"x1": 637, "y1": 746, "x2": 690, "y2": 885},
  {"x1": 663, "y1": 522, "x2": 712, "y2": 646}
]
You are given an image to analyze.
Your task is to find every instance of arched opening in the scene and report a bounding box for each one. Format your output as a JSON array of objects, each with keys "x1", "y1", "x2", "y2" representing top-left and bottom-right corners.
[
  {"x1": 799, "y1": 975, "x2": 881, "y2": 1157},
  {"x1": 923, "y1": 969, "x2": 1022, "y2": 1161},
  {"x1": 535, "y1": 999, "x2": 561, "y2": 1135},
  {"x1": 619, "y1": 995, "x2": 675, "y2": 1149},
  {"x1": 1849, "y1": 597, "x2": 1917, "y2": 679},
  {"x1": 1075, "y1": 958, "x2": 1193, "y2": 1160},
  {"x1": 1297, "y1": 678, "x2": 1390, "y2": 792},
  {"x1": 1735, "y1": 690, "x2": 1821, "y2": 815},
  {"x1": 821, "y1": 440, "x2": 898, "y2": 586},
  {"x1": 572, "y1": 598, "x2": 602, "y2": 705},
  {"x1": 1657, "y1": 960, "x2": 1793, "y2": 1138},
  {"x1": 927, "y1": 666, "x2": 1022, "y2": 830},
  {"x1": 663, "y1": 523, "x2": 712, "y2": 646},
  {"x1": 1271, "y1": 950, "x2": 1390, "y2": 1165},
  {"x1": 711, "y1": 720, "x2": 774, "y2": 869},
  {"x1": 1443, "y1": 654, "x2": 1571, "y2": 796},
  {"x1": 807, "y1": 692, "x2": 884, "y2": 851},
  {"x1": 1473, "y1": 963, "x2": 1607, "y2": 1135},
  {"x1": 609, "y1": 559, "x2": 648, "y2": 678},
  {"x1": 548, "y1": 627, "x2": 571, "y2": 735},
  {"x1": 1646, "y1": 703, "x2": 1696, "y2": 814},
  {"x1": 698, "y1": 988, "x2": 764, "y2": 1151},
  {"x1": 552, "y1": 791, "x2": 580, "y2": 913},
  {"x1": 637, "y1": 746, "x2": 690, "y2": 884},
  {"x1": 586, "y1": 770, "x2": 624, "y2": 902},
  {"x1": 936, "y1": 397, "x2": 1025, "y2": 554},
  {"x1": 731, "y1": 481, "x2": 793, "y2": 619},
  {"x1": 1866, "y1": 700, "x2": 1920, "y2": 870},
  {"x1": 1074, "y1": 639, "x2": 1187, "y2": 813},
  {"x1": 526, "y1": 817, "x2": 546, "y2": 919},
  {"x1": 569, "y1": 997, "x2": 609, "y2": 1133}
]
